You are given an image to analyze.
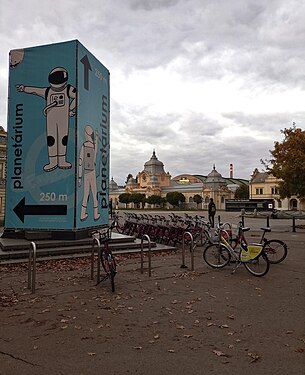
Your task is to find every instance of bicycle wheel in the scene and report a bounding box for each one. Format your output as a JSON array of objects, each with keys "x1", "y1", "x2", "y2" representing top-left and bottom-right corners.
[
  {"x1": 203, "y1": 243, "x2": 231, "y2": 268},
  {"x1": 243, "y1": 251, "x2": 269, "y2": 277},
  {"x1": 263, "y1": 239, "x2": 288, "y2": 264},
  {"x1": 101, "y1": 253, "x2": 117, "y2": 292}
]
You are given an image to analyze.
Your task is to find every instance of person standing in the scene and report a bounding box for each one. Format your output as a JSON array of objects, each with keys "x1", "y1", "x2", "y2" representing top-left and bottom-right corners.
[{"x1": 208, "y1": 198, "x2": 216, "y2": 228}]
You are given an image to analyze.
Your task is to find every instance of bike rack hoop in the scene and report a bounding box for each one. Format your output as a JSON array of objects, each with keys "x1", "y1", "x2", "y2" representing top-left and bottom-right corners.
[
  {"x1": 28, "y1": 241, "x2": 37, "y2": 294},
  {"x1": 181, "y1": 231, "x2": 195, "y2": 271},
  {"x1": 140, "y1": 234, "x2": 152, "y2": 277}
]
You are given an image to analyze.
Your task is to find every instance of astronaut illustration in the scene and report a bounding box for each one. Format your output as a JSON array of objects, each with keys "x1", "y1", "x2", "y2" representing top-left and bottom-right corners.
[
  {"x1": 78, "y1": 125, "x2": 100, "y2": 221},
  {"x1": 16, "y1": 67, "x2": 76, "y2": 172}
]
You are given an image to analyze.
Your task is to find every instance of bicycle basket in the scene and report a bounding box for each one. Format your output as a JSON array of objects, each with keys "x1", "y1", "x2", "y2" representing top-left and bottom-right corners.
[{"x1": 241, "y1": 243, "x2": 263, "y2": 261}]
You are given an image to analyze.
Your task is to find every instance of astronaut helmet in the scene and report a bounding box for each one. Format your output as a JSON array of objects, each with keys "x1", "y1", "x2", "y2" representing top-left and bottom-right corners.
[
  {"x1": 48, "y1": 67, "x2": 68, "y2": 89},
  {"x1": 85, "y1": 125, "x2": 94, "y2": 142}
]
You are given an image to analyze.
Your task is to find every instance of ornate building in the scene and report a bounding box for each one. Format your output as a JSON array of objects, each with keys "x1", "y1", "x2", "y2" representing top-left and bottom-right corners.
[
  {"x1": 109, "y1": 151, "x2": 247, "y2": 210},
  {"x1": 250, "y1": 169, "x2": 305, "y2": 211}
]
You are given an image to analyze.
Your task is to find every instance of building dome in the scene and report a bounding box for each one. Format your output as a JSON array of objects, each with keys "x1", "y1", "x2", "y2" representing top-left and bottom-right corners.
[
  {"x1": 144, "y1": 150, "x2": 165, "y2": 174},
  {"x1": 109, "y1": 177, "x2": 118, "y2": 191},
  {"x1": 127, "y1": 177, "x2": 137, "y2": 185},
  {"x1": 204, "y1": 166, "x2": 226, "y2": 189}
]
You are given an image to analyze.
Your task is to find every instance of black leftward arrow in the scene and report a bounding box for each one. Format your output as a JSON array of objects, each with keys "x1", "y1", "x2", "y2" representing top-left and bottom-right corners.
[
  {"x1": 80, "y1": 54, "x2": 92, "y2": 91},
  {"x1": 13, "y1": 197, "x2": 67, "y2": 223}
]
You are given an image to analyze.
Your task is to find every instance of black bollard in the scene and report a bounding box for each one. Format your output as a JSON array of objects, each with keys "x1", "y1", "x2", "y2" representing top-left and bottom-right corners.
[
  {"x1": 241, "y1": 215, "x2": 245, "y2": 227},
  {"x1": 266, "y1": 216, "x2": 270, "y2": 227},
  {"x1": 292, "y1": 216, "x2": 296, "y2": 232}
]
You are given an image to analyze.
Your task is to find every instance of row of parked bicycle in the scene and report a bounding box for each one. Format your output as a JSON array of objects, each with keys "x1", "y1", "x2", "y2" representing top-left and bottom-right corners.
[
  {"x1": 112, "y1": 212, "x2": 212, "y2": 246},
  {"x1": 111, "y1": 212, "x2": 288, "y2": 277}
]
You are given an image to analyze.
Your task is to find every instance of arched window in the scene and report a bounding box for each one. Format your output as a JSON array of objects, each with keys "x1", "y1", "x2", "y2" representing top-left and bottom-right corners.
[
  {"x1": 221, "y1": 196, "x2": 225, "y2": 203},
  {"x1": 290, "y1": 199, "x2": 298, "y2": 210},
  {"x1": 189, "y1": 196, "x2": 193, "y2": 203},
  {"x1": 205, "y1": 196, "x2": 210, "y2": 204}
]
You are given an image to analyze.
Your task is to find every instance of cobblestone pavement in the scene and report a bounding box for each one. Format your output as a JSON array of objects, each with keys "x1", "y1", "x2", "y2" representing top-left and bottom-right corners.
[{"x1": 0, "y1": 214, "x2": 304, "y2": 375}]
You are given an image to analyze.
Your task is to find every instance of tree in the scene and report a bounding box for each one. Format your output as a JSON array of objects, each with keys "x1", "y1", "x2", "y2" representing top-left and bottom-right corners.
[
  {"x1": 264, "y1": 125, "x2": 305, "y2": 198},
  {"x1": 125, "y1": 174, "x2": 133, "y2": 185},
  {"x1": 129, "y1": 193, "x2": 146, "y2": 208},
  {"x1": 146, "y1": 195, "x2": 163, "y2": 207},
  {"x1": 118, "y1": 193, "x2": 131, "y2": 208},
  {"x1": 193, "y1": 194, "x2": 203, "y2": 209},
  {"x1": 234, "y1": 184, "x2": 249, "y2": 199},
  {"x1": 166, "y1": 192, "x2": 185, "y2": 208}
]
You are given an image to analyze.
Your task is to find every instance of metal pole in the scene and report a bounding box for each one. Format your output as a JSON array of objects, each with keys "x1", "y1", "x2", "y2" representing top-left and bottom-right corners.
[
  {"x1": 31, "y1": 242, "x2": 37, "y2": 294},
  {"x1": 28, "y1": 243, "x2": 32, "y2": 290},
  {"x1": 140, "y1": 236, "x2": 144, "y2": 274},
  {"x1": 241, "y1": 214, "x2": 245, "y2": 227},
  {"x1": 266, "y1": 216, "x2": 270, "y2": 227},
  {"x1": 189, "y1": 233, "x2": 194, "y2": 271},
  {"x1": 292, "y1": 216, "x2": 296, "y2": 232},
  {"x1": 140, "y1": 235, "x2": 151, "y2": 276},
  {"x1": 181, "y1": 233, "x2": 187, "y2": 269},
  {"x1": 181, "y1": 232, "x2": 194, "y2": 270},
  {"x1": 91, "y1": 237, "x2": 99, "y2": 280},
  {"x1": 28, "y1": 242, "x2": 37, "y2": 294},
  {"x1": 147, "y1": 236, "x2": 152, "y2": 277},
  {"x1": 95, "y1": 238, "x2": 101, "y2": 284}
]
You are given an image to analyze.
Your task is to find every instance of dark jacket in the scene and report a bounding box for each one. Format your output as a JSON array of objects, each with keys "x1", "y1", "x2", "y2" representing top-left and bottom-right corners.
[{"x1": 208, "y1": 201, "x2": 216, "y2": 215}]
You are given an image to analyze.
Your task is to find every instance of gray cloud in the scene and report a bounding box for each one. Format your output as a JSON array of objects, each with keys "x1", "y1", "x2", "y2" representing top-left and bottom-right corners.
[{"x1": 1, "y1": 0, "x2": 304, "y2": 186}]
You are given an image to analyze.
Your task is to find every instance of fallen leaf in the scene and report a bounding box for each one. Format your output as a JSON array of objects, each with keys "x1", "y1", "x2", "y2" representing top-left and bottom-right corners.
[
  {"x1": 248, "y1": 352, "x2": 260, "y2": 362},
  {"x1": 213, "y1": 350, "x2": 231, "y2": 358}
]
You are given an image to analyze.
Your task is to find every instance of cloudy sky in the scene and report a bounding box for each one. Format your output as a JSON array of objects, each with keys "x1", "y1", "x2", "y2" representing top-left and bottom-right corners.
[{"x1": 1, "y1": 0, "x2": 305, "y2": 185}]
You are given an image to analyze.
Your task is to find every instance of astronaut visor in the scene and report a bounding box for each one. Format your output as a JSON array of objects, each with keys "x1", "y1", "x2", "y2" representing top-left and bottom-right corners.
[{"x1": 49, "y1": 70, "x2": 68, "y2": 84}]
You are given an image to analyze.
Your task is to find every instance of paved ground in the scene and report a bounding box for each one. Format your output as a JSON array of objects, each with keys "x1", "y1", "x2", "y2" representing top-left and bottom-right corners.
[{"x1": 0, "y1": 213, "x2": 304, "y2": 375}]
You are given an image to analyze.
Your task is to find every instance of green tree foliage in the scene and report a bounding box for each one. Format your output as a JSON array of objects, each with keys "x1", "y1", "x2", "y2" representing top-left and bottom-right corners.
[
  {"x1": 129, "y1": 193, "x2": 146, "y2": 208},
  {"x1": 234, "y1": 184, "x2": 249, "y2": 199},
  {"x1": 118, "y1": 193, "x2": 131, "y2": 208},
  {"x1": 146, "y1": 195, "x2": 163, "y2": 206},
  {"x1": 193, "y1": 194, "x2": 203, "y2": 208},
  {"x1": 265, "y1": 125, "x2": 305, "y2": 198},
  {"x1": 166, "y1": 192, "x2": 186, "y2": 207}
]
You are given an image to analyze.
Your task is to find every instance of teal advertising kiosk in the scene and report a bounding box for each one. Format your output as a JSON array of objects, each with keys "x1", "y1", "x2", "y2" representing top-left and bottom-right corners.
[{"x1": 4, "y1": 40, "x2": 110, "y2": 239}]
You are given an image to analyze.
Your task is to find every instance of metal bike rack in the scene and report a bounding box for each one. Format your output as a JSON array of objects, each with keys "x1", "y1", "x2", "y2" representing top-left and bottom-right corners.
[
  {"x1": 181, "y1": 231, "x2": 195, "y2": 271},
  {"x1": 140, "y1": 234, "x2": 152, "y2": 277},
  {"x1": 28, "y1": 241, "x2": 37, "y2": 294},
  {"x1": 91, "y1": 236, "x2": 101, "y2": 283}
]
